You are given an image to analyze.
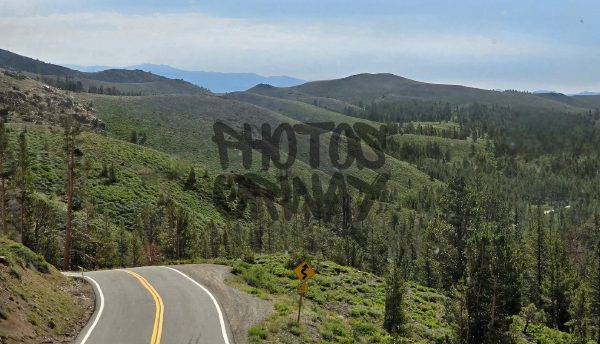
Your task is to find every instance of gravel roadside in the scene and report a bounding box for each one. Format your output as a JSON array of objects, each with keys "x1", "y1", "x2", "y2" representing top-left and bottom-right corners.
[{"x1": 173, "y1": 264, "x2": 273, "y2": 344}]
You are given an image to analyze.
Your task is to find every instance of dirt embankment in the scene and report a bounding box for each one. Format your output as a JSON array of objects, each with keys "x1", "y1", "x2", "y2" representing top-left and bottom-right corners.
[
  {"x1": 174, "y1": 264, "x2": 273, "y2": 344},
  {"x1": 0, "y1": 238, "x2": 94, "y2": 344}
]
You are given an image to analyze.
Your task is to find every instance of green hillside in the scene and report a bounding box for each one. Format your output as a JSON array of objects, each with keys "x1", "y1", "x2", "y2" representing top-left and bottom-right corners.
[
  {"x1": 224, "y1": 90, "x2": 440, "y2": 200},
  {"x1": 245, "y1": 83, "x2": 361, "y2": 114},
  {"x1": 227, "y1": 91, "x2": 368, "y2": 124},
  {"x1": 6, "y1": 122, "x2": 226, "y2": 267},
  {"x1": 74, "y1": 92, "x2": 300, "y2": 171},
  {"x1": 76, "y1": 89, "x2": 438, "y2": 219},
  {"x1": 221, "y1": 254, "x2": 575, "y2": 344}
]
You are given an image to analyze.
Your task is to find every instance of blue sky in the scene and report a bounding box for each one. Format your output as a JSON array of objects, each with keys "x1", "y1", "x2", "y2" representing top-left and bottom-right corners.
[{"x1": 1, "y1": 0, "x2": 599, "y2": 92}]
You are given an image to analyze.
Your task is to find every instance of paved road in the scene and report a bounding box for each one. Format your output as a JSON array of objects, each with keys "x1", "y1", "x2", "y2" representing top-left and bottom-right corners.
[{"x1": 66, "y1": 266, "x2": 233, "y2": 344}]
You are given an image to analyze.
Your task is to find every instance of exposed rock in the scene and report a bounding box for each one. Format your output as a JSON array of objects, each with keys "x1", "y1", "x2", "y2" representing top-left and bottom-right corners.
[{"x1": 0, "y1": 71, "x2": 105, "y2": 130}]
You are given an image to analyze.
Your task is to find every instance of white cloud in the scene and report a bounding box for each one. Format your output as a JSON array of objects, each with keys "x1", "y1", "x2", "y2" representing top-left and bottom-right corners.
[{"x1": 0, "y1": 9, "x2": 597, "y2": 92}]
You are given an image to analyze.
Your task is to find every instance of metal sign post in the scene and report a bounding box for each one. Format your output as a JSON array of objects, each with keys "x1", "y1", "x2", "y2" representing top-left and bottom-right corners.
[
  {"x1": 293, "y1": 261, "x2": 315, "y2": 323},
  {"x1": 297, "y1": 292, "x2": 304, "y2": 323}
]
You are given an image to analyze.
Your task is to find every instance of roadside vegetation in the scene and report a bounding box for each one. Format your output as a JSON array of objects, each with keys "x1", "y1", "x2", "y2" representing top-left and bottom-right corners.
[{"x1": 222, "y1": 254, "x2": 580, "y2": 343}]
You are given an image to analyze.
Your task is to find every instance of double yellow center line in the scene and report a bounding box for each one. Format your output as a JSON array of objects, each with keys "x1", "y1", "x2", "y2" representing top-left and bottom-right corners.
[{"x1": 119, "y1": 269, "x2": 164, "y2": 344}]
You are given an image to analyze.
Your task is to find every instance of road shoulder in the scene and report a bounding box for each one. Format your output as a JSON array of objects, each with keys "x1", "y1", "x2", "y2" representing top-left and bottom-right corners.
[{"x1": 173, "y1": 264, "x2": 273, "y2": 344}]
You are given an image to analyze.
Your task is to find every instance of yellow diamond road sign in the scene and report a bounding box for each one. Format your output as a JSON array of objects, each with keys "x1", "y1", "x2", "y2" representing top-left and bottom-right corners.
[{"x1": 294, "y1": 261, "x2": 315, "y2": 282}]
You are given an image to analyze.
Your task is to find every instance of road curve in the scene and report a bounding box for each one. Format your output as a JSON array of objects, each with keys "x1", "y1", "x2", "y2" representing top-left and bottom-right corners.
[{"x1": 69, "y1": 266, "x2": 233, "y2": 344}]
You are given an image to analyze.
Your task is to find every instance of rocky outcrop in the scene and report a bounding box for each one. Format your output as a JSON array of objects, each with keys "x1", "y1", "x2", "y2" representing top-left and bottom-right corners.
[{"x1": 0, "y1": 70, "x2": 105, "y2": 130}]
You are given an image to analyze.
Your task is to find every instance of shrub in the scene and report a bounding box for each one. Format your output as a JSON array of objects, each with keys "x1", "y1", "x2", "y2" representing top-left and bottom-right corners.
[{"x1": 249, "y1": 326, "x2": 268, "y2": 341}]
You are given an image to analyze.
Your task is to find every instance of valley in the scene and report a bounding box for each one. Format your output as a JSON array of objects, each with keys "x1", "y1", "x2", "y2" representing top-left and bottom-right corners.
[{"x1": 0, "y1": 48, "x2": 599, "y2": 343}]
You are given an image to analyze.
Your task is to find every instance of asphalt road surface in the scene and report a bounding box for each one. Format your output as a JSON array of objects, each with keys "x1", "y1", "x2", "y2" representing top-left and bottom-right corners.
[{"x1": 67, "y1": 266, "x2": 233, "y2": 344}]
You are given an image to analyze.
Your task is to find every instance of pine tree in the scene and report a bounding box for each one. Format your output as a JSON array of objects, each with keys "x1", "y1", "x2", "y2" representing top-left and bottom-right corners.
[
  {"x1": 383, "y1": 263, "x2": 406, "y2": 340},
  {"x1": 446, "y1": 282, "x2": 469, "y2": 343},
  {"x1": 130, "y1": 130, "x2": 138, "y2": 144},
  {"x1": 534, "y1": 205, "x2": 546, "y2": 307},
  {"x1": 543, "y1": 220, "x2": 572, "y2": 330},
  {"x1": 567, "y1": 283, "x2": 591, "y2": 343},
  {"x1": 0, "y1": 121, "x2": 13, "y2": 236},
  {"x1": 439, "y1": 176, "x2": 474, "y2": 288},
  {"x1": 130, "y1": 226, "x2": 145, "y2": 267},
  {"x1": 183, "y1": 167, "x2": 197, "y2": 191},
  {"x1": 117, "y1": 227, "x2": 129, "y2": 267},
  {"x1": 99, "y1": 163, "x2": 108, "y2": 178},
  {"x1": 17, "y1": 130, "x2": 31, "y2": 245},
  {"x1": 206, "y1": 220, "x2": 220, "y2": 258},
  {"x1": 465, "y1": 224, "x2": 520, "y2": 343},
  {"x1": 174, "y1": 207, "x2": 191, "y2": 260},
  {"x1": 107, "y1": 164, "x2": 117, "y2": 184},
  {"x1": 591, "y1": 241, "x2": 600, "y2": 343},
  {"x1": 62, "y1": 115, "x2": 81, "y2": 271}
]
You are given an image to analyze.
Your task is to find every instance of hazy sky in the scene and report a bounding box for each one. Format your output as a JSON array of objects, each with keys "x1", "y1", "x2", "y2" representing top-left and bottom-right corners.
[{"x1": 1, "y1": 0, "x2": 599, "y2": 93}]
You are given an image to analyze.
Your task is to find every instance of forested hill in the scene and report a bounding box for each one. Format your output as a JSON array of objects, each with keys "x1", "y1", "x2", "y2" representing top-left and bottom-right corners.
[
  {"x1": 0, "y1": 49, "x2": 206, "y2": 95},
  {"x1": 247, "y1": 72, "x2": 588, "y2": 111},
  {"x1": 0, "y1": 49, "x2": 75, "y2": 76}
]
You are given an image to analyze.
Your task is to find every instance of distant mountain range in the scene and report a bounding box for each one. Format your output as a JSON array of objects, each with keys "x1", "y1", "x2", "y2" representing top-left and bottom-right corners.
[
  {"x1": 2, "y1": 48, "x2": 599, "y2": 110},
  {"x1": 534, "y1": 90, "x2": 600, "y2": 96},
  {"x1": 572, "y1": 91, "x2": 600, "y2": 96},
  {"x1": 63, "y1": 63, "x2": 305, "y2": 93}
]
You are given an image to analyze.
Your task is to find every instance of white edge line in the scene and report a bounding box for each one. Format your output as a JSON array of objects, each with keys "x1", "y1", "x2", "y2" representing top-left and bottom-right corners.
[
  {"x1": 77, "y1": 275, "x2": 105, "y2": 344},
  {"x1": 162, "y1": 266, "x2": 231, "y2": 344}
]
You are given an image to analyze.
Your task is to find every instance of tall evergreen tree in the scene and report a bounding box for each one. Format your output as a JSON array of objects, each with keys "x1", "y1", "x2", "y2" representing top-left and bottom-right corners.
[
  {"x1": 534, "y1": 206, "x2": 546, "y2": 307},
  {"x1": 0, "y1": 121, "x2": 13, "y2": 236},
  {"x1": 439, "y1": 175, "x2": 475, "y2": 288},
  {"x1": 107, "y1": 164, "x2": 117, "y2": 184},
  {"x1": 591, "y1": 241, "x2": 600, "y2": 343},
  {"x1": 130, "y1": 130, "x2": 138, "y2": 144},
  {"x1": 61, "y1": 115, "x2": 81, "y2": 271},
  {"x1": 184, "y1": 167, "x2": 197, "y2": 191},
  {"x1": 543, "y1": 221, "x2": 572, "y2": 330},
  {"x1": 17, "y1": 130, "x2": 31, "y2": 245},
  {"x1": 383, "y1": 263, "x2": 406, "y2": 340}
]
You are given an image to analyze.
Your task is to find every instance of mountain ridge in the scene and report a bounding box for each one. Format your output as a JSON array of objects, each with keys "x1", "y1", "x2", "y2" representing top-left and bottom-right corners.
[
  {"x1": 0, "y1": 49, "x2": 206, "y2": 95},
  {"x1": 64, "y1": 63, "x2": 305, "y2": 93},
  {"x1": 247, "y1": 72, "x2": 590, "y2": 112}
]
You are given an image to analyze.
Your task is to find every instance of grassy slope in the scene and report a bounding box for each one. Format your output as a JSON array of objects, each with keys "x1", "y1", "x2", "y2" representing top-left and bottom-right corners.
[
  {"x1": 9, "y1": 123, "x2": 225, "y2": 230},
  {"x1": 226, "y1": 91, "x2": 367, "y2": 125},
  {"x1": 76, "y1": 92, "x2": 438, "y2": 208},
  {"x1": 244, "y1": 84, "x2": 362, "y2": 115},
  {"x1": 218, "y1": 254, "x2": 577, "y2": 344},
  {"x1": 7, "y1": 122, "x2": 229, "y2": 268},
  {"x1": 226, "y1": 91, "x2": 441, "y2": 197},
  {"x1": 0, "y1": 237, "x2": 91, "y2": 344},
  {"x1": 391, "y1": 133, "x2": 475, "y2": 161},
  {"x1": 225, "y1": 254, "x2": 453, "y2": 344},
  {"x1": 75, "y1": 93, "x2": 298, "y2": 171},
  {"x1": 72, "y1": 77, "x2": 207, "y2": 96}
]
